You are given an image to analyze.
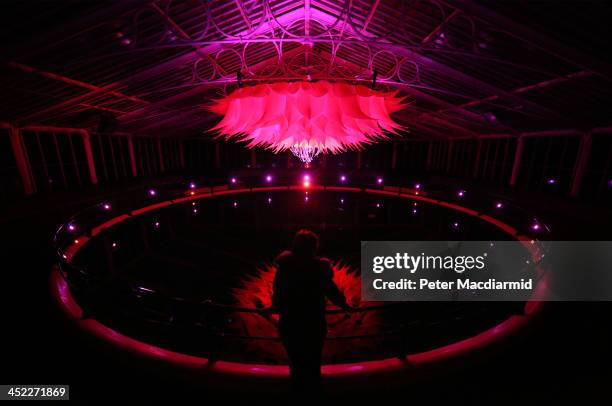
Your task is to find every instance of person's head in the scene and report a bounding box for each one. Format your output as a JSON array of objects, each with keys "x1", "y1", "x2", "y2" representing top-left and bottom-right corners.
[{"x1": 292, "y1": 229, "x2": 319, "y2": 258}]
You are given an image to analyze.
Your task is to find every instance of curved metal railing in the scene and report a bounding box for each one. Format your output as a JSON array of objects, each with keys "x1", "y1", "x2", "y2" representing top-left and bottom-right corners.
[{"x1": 53, "y1": 172, "x2": 549, "y2": 350}]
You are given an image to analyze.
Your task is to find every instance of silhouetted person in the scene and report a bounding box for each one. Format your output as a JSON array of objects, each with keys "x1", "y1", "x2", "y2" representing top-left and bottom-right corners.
[{"x1": 270, "y1": 229, "x2": 350, "y2": 393}]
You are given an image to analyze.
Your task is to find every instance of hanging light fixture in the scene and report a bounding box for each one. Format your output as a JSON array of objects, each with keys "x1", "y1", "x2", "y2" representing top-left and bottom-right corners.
[{"x1": 207, "y1": 81, "x2": 407, "y2": 163}]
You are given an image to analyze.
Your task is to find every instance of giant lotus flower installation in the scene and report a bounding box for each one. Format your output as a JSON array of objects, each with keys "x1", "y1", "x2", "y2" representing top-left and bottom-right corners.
[{"x1": 208, "y1": 80, "x2": 407, "y2": 163}]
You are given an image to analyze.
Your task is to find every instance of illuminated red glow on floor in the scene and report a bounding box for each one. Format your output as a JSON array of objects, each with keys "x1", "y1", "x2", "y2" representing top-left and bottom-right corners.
[{"x1": 231, "y1": 262, "x2": 382, "y2": 363}]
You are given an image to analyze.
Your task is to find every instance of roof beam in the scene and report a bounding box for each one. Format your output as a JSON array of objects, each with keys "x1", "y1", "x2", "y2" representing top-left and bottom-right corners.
[
  {"x1": 442, "y1": 0, "x2": 612, "y2": 81},
  {"x1": 119, "y1": 43, "x2": 309, "y2": 126},
  {"x1": 2, "y1": 1, "x2": 147, "y2": 63},
  {"x1": 8, "y1": 61, "x2": 151, "y2": 124},
  {"x1": 8, "y1": 62, "x2": 150, "y2": 106},
  {"x1": 362, "y1": 0, "x2": 381, "y2": 32},
  {"x1": 130, "y1": 107, "x2": 211, "y2": 134},
  {"x1": 426, "y1": 69, "x2": 594, "y2": 117},
  {"x1": 234, "y1": 0, "x2": 253, "y2": 31},
  {"x1": 12, "y1": 5, "x2": 306, "y2": 129},
  {"x1": 318, "y1": 48, "x2": 510, "y2": 136},
  {"x1": 310, "y1": 9, "x2": 570, "y2": 127},
  {"x1": 421, "y1": 9, "x2": 460, "y2": 44}
]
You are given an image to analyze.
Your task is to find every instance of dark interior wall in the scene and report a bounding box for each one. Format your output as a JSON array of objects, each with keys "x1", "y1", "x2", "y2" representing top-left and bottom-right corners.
[
  {"x1": 2, "y1": 129, "x2": 612, "y2": 206},
  {"x1": 582, "y1": 133, "x2": 612, "y2": 200},
  {"x1": 20, "y1": 130, "x2": 90, "y2": 194},
  {"x1": 90, "y1": 133, "x2": 131, "y2": 184},
  {"x1": 516, "y1": 135, "x2": 579, "y2": 195},
  {"x1": 0, "y1": 128, "x2": 22, "y2": 202}
]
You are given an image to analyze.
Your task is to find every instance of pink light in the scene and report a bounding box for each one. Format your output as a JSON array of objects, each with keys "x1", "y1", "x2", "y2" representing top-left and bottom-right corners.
[
  {"x1": 531, "y1": 223, "x2": 541, "y2": 231},
  {"x1": 265, "y1": 174, "x2": 273, "y2": 183},
  {"x1": 291, "y1": 146, "x2": 321, "y2": 164},
  {"x1": 208, "y1": 81, "x2": 407, "y2": 163},
  {"x1": 230, "y1": 177, "x2": 237, "y2": 184},
  {"x1": 267, "y1": 197, "x2": 272, "y2": 204},
  {"x1": 412, "y1": 209, "x2": 418, "y2": 215},
  {"x1": 102, "y1": 203, "x2": 111, "y2": 211},
  {"x1": 148, "y1": 189, "x2": 157, "y2": 196},
  {"x1": 546, "y1": 178, "x2": 556, "y2": 185},
  {"x1": 415, "y1": 183, "x2": 421, "y2": 190},
  {"x1": 153, "y1": 221, "x2": 160, "y2": 228},
  {"x1": 452, "y1": 222, "x2": 460, "y2": 229},
  {"x1": 189, "y1": 182, "x2": 196, "y2": 189},
  {"x1": 304, "y1": 196, "x2": 309, "y2": 203},
  {"x1": 303, "y1": 180, "x2": 311, "y2": 188},
  {"x1": 495, "y1": 202, "x2": 504, "y2": 209},
  {"x1": 340, "y1": 175, "x2": 347, "y2": 182},
  {"x1": 377, "y1": 177, "x2": 383, "y2": 185},
  {"x1": 340, "y1": 198, "x2": 345, "y2": 204},
  {"x1": 376, "y1": 202, "x2": 381, "y2": 208},
  {"x1": 233, "y1": 201, "x2": 238, "y2": 208},
  {"x1": 67, "y1": 224, "x2": 76, "y2": 232},
  {"x1": 457, "y1": 190, "x2": 465, "y2": 198}
]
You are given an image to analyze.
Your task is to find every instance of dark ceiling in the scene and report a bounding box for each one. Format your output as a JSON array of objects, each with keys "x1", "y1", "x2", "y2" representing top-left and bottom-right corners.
[{"x1": 1, "y1": 0, "x2": 611, "y2": 139}]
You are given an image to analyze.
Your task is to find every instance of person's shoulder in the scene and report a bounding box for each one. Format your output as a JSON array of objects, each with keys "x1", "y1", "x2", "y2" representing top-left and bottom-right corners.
[
  {"x1": 316, "y1": 256, "x2": 332, "y2": 265},
  {"x1": 275, "y1": 250, "x2": 293, "y2": 264},
  {"x1": 316, "y1": 257, "x2": 333, "y2": 272}
]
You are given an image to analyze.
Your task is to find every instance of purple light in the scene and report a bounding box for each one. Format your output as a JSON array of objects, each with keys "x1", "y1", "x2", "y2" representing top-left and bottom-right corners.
[
  {"x1": 153, "y1": 221, "x2": 160, "y2": 228},
  {"x1": 267, "y1": 197, "x2": 272, "y2": 204},
  {"x1": 102, "y1": 203, "x2": 111, "y2": 211},
  {"x1": 265, "y1": 174, "x2": 273, "y2": 183},
  {"x1": 608, "y1": 179, "x2": 612, "y2": 187},
  {"x1": 189, "y1": 182, "x2": 196, "y2": 189},
  {"x1": 531, "y1": 223, "x2": 541, "y2": 231},
  {"x1": 230, "y1": 177, "x2": 237, "y2": 184},
  {"x1": 192, "y1": 208, "x2": 198, "y2": 214},
  {"x1": 340, "y1": 198, "x2": 345, "y2": 204},
  {"x1": 303, "y1": 174, "x2": 311, "y2": 182},
  {"x1": 452, "y1": 221, "x2": 460, "y2": 229},
  {"x1": 457, "y1": 190, "x2": 465, "y2": 198},
  {"x1": 233, "y1": 201, "x2": 238, "y2": 208},
  {"x1": 304, "y1": 196, "x2": 309, "y2": 203},
  {"x1": 111, "y1": 242, "x2": 118, "y2": 248},
  {"x1": 412, "y1": 209, "x2": 418, "y2": 215},
  {"x1": 376, "y1": 177, "x2": 383, "y2": 185},
  {"x1": 546, "y1": 178, "x2": 556, "y2": 185},
  {"x1": 376, "y1": 202, "x2": 381, "y2": 208},
  {"x1": 67, "y1": 224, "x2": 76, "y2": 232},
  {"x1": 148, "y1": 189, "x2": 157, "y2": 196},
  {"x1": 495, "y1": 202, "x2": 503, "y2": 209},
  {"x1": 340, "y1": 175, "x2": 347, "y2": 182},
  {"x1": 415, "y1": 183, "x2": 421, "y2": 190}
]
